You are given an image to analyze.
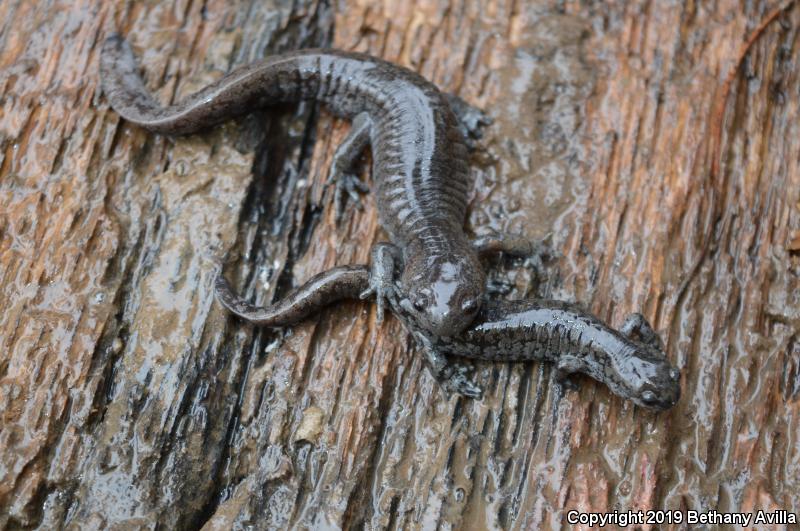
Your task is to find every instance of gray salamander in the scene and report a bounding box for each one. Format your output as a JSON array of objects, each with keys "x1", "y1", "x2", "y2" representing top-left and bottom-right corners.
[
  {"x1": 214, "y1": 266, "x2": 370, "y2": 327},
  {"x1": 100, "y1": 34, "x2": 522, "y2": 338},
  {"x1": 216, "y1": 266, "x2": 681, "y2": 410}
]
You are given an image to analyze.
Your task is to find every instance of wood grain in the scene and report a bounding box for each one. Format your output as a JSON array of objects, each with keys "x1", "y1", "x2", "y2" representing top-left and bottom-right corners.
[{"x1": 0, "y1": 0, "x2": 798, "y2": 529}]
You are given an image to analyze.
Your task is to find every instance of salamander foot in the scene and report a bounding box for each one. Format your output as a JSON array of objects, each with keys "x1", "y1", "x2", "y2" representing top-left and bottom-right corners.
[
  {"x1": 360, "y1": 243, "x2": 400, "y2": 323},
  {"x1": 473, "y1": 230, "x2": 554, "y2": 288},
  {"x1": 445, "y1": 93, "x2": 492, "y2": 150},
  {"x1": 485, "y1": 277, "x2": 514, "y2": 296},
  {"x1": 620, "y1": 313, "x2": 664, "y2": 350},
  {"x1": 326, "y1": 112, "x2": 372, "y2": 222},
  {"x1": 522, "y1": 237, "x2": 554, "y2": 279},
  {"x1": 555, "y1": 354, "x2": 583, "y2": 392},
  {"x1": 333, "y1": 172, "x2": 370, "y2": 222},
  {"x1": 423, "y1": 348, "x2": 483, "y2": 398},
  {"x1": 473, "y1": 230, "x2": 553, "y2": 265}
]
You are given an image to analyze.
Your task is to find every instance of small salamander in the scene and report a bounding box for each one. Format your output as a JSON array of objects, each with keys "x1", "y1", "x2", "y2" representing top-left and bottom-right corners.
[
  {"x1": 100, "y1": 35, "x2": 521, "y2": 338},
  {"x1": 216, "y1": 266, "x2": 681, "y2": 410}
]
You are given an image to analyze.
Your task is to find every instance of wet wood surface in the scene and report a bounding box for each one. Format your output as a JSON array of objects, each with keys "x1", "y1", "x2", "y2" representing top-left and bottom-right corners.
[{"x1": 1, "y1": 0, "x2": 798, "y2": 529}]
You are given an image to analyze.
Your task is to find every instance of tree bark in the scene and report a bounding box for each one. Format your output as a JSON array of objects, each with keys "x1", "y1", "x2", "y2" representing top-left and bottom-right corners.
[{"x1": 1, "y1": 0, "x2": 798, "y2": 529}]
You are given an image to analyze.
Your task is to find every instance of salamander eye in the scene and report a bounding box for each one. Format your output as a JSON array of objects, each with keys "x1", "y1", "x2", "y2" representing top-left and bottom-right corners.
[
  {"x1": 461, "y1": 297, "x2": 478, "y2": 313},
  {"x1": 412, "y1": 291, "x2": 429, "y2": 311},
  {"x1": 641, "y1": 390, "x2": 658, "y2": 405}
]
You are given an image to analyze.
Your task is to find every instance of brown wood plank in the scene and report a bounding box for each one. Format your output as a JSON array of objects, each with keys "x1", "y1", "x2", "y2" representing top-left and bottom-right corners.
[{"x1": 0, "y1": 0, "x2": 798, "y2": 529}]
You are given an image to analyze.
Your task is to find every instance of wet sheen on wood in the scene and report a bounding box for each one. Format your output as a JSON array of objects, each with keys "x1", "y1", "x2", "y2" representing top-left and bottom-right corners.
[{"x1": 0, "y1": 0, "x2": 798, "y2": 529}]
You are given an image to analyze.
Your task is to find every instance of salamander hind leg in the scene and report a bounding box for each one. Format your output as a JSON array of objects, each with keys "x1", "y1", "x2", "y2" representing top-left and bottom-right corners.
[
  {"x1": 620, "y1": 313, "x2": 664, "y2": 350},
  {"x1": 328, "y1": 112, "x2": 372, "y2": 222},
  {"x1": 445, "y1": 93, "x2": 492, "y2": 149}
]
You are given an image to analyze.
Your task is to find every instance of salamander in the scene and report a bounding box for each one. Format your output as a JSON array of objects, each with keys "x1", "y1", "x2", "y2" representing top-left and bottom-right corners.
[
  {"x1": 99, "y1": 34, "x2": 530, "y2": 338},
  {"x1": 216, "y1": 266, "x2": 681, "y2": 410}
]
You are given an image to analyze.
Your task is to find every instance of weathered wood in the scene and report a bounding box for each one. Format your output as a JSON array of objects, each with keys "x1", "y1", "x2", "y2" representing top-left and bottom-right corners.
[{"x1": 1, "y1": 0, "x2": 798, "y2": 529}]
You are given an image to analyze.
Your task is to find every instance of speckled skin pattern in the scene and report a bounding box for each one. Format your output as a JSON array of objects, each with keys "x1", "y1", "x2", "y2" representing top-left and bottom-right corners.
[
  {"x1": 214, "y1": 266, "x2": 370, "y2": 327},
  {"x1": 100, "y1": 34, "x2": 485, "y2": 338},
  {"x1": 405, "y1": 298, "x2": 681, "y2": 410},
  {"x1": 216, "y1": 265, "x2": 681, "y2": 410}
]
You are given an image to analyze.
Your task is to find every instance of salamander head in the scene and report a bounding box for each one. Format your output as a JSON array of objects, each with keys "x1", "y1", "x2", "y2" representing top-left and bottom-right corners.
[
  {"x1": 400, "y1": 252, "x2": 484, "y2": 337},
  {"x1": 606, "y1": 342, "x2": 681, "y2": 410}
]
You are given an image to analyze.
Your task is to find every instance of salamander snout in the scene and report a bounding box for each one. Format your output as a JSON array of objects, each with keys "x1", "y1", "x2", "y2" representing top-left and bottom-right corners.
[
  {"x1": 401, "y1": 253, "x2": 485, "y2": 337},
  {"x1": 407, "y1": 282, "x2": 481, "y2": 337},
  {"x1": 626, "y1": 352, "x2": 681, "y2": 410}
]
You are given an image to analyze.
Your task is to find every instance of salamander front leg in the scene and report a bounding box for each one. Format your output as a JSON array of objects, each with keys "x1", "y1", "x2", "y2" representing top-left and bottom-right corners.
[
  {"x1": 445, "y1": 93, "x2": 492, "y2": 149},
  {"x1": 620, "y1": 313, "x2": 664, "y2": 350},
  {"x1": 473, "y1": 230, "x2": 552, "y2": 280},
  {"x1": 485, "y1": 277, "x2": 514, "y2": 296},
  {"x1": 422, "y1": 347, "x2": 483, "y2": 398},
  {"x1": 554, "y1": 354, "x2": 583, "y2": 392},
  {"x1": 473, "y1": 231, "x2": 535, "y2": 258},
  {"x1": 328, "y1": 112, "x2": 372, "y2": 222},
  {"x1": 360, "y1": 242, "x2": 401, "y2": 323}
]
